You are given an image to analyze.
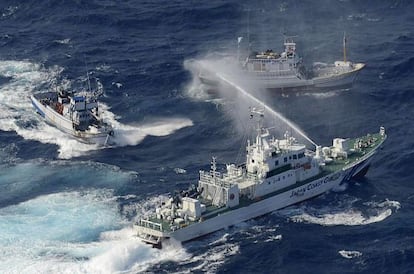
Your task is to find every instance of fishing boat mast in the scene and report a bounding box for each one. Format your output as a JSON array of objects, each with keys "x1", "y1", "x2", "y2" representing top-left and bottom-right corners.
[{"x1": 343, "y1": 32, "x2": 347, "y2": 63}]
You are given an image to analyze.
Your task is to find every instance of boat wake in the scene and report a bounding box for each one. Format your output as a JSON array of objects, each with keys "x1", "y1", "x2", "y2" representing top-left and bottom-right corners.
[
  {"x1": 276, "y1": 196, "x2": 400, "y2": 226},
  {"x1": 0, "y1": 157, "x2": 136, "y2": 207},
  {"x1": 0, "y1": 156, "x2": 192, "y2": 274},
  {"x1": 0, "y1": 60, "x2": 192, "y2": 159},
  {"x1": 0, "y1": 190, "x2": 191, "y2": 273},
  {"x1": 184, "y1": 234, "x2": 240, "y2": 274},
  {"x1": 99, "y1": 104, "x2": 193, "y2": 148}
]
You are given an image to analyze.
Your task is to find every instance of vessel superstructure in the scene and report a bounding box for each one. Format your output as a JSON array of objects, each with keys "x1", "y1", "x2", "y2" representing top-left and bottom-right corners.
[
  {"x1": 135, "y1": 108, "x2": 386, "y2": 247},
  {"x1": 30, "y1": 80, "x2": 114, "y2": 145},
  {"x1": 193, "y1": 35, "x2": 365, "y2": 91}
]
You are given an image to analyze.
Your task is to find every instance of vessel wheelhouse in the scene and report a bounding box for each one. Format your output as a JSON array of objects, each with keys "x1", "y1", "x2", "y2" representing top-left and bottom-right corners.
[
  {"x1": 135, "y1": 108, "x2": 386, "y2": 247},
  {"x1": 30, "y1": 80, "x2": 114, "y2": 145}
]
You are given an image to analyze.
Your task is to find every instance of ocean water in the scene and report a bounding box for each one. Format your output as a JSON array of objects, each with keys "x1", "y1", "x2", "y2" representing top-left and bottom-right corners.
[{"x1": 0, "y1": 0, "x2": 413, "y2": 273}]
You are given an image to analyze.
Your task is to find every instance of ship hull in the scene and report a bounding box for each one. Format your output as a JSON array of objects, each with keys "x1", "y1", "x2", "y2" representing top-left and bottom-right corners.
[
  {"x1": 137, "y1": 171, "x2": 345, "y2": 245},
  {"x1": 166, "y1": 172, "x2": 345, "y2": 243},
  {"x1": 136, "y1": 145, "x2": 382, "y2": 246},
  {"x1": 192, "y1": 60, "x2": 365, "y2": 92},
  {"x1": 30, "y1": 94, "x2": 112, "y2": 145}
]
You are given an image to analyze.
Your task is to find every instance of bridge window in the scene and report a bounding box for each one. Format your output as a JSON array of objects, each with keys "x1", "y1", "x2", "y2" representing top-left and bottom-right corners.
[{"x1": 293, "y1": 154, "x2": 297, "y2": 160}]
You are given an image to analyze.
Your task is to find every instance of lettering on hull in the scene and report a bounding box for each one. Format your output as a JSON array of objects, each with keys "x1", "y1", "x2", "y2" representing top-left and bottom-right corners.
[{"x1": 289, "y1": 173, "x2": 341, "y2": 198}]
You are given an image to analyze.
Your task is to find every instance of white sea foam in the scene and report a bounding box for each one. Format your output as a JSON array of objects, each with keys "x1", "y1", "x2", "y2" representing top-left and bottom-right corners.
[
  {"x1": 0, "y1": 159, "x2": 135, "y2": 205},
  {"x1": 186, "y1": 237, "x2": 240, "y2": 274},
  {"x1": 53, "y1": 38, "x2": 71, "y2": 45},
  {"x1": 303, "y1": 89, "x2": 345, "y2": 98},
  {"x1": 0, "y1": 60, "x2": 192, "y2": 159},
  {"x1": 174, "y1": 167, "x2": 187, "y2": 174},
  {"x1": 264, "y1": 234, "x2": 283, "y2": 242},
  {"x1": 287, "y1": 199, "x2": 400, "y2": 226},
  {"x1": 99, "y1": 103, "x2": 193, "y2": 148},
  {"x1": 0, "y1": 188, "x2": 191, "y2": 274},
  {"x1": 338, "y1": 250, "x2": 363, "y2": 259},
  {"x1": 1, "y1": 6, "x2": 18, "y2": 18}
]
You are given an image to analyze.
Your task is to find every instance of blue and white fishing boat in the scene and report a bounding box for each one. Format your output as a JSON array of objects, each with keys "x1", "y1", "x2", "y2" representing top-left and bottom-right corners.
[
  {"x1": 135, "y1": 108, "x2": 386, "y2": 248},
  {"x1": 30, "y1": 81, "x2": 115, "y2": 145},
  {"x1": 193, "y1": 35, "x2": 365, "y2": 91}
]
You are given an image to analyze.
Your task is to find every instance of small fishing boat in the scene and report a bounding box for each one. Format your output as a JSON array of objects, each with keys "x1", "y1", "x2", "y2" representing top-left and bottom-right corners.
[{"x1": 31, "y1": 80, "x2": 114, "y2": 145}]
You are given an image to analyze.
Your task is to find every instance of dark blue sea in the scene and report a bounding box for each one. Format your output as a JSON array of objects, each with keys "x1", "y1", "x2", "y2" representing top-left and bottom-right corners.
[{"x1": 0, "y1": 0, "x2": 413, "y2": 273}]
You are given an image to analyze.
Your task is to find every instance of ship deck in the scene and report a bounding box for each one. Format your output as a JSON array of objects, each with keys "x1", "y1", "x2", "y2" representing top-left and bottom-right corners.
[
  {"x1": 322, "y1": 132, "x2": 383, "y2": 174},
  {"x1": 139, "y1": 132, "x2": 385, "y2": 233}
]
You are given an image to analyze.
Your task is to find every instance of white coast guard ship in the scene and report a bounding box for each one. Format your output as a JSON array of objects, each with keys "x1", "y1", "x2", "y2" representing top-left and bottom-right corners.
[
  {"x1": 135, "y1": 108, "x2": 386, "y2": 247},
  {"x1": 30, "y1": 82, "x2": 114, "y2": 145},
  {"x1": 194, "y1": 35, "x2": 365, "y2": 91}
]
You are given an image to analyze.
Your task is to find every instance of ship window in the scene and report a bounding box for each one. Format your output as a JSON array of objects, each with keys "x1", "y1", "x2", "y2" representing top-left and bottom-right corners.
[
  {"x1": 283, "y1": 176, "x2": 285, "y2": 179},
  {"x1": 289, "y1": 156, "x2": 292, "y2": 160},
  {"x1": 274, "y1": 160, "x2": 279, "y2": 166},
  {"x1": 299, "y1": 152, "x2": 304, "y2": 159},
  {"x1": 252, "y1": 159, "x2": 255, "y2": 163},
  {"x1": 284, "y1": 157, "x2": 287, "y2": 162},
  {"x1": 293, "y1": 155, "x2": 297, "y2": 160}
]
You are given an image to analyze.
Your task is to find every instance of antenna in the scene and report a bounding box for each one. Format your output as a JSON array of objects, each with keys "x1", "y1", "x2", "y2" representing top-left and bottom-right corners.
[
  {"x1": 249, "y1": 106, "x2": 265, "y2": 146},
  {"x1": 247, "y1": 8, "x2": 251, "y2": 52},
  {"x1": 83, "y1": 56, "x2": 92, "y2": 93},
  {"x1": 343, "y1": 32, "x2": 347, "y2": 63}
]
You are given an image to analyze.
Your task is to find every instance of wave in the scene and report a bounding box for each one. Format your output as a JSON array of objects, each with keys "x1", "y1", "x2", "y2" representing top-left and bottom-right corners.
[
  {"x1": 338, "y1": 250, "x2": 362, "y2": 259},
  {"x1": 277, "y1": 196, "x2": 400, "y2": 226},
  {"x1": 0, "y1": 157, "x2": 136, "y2": 207},
  {"x1": 0, "y1": 188, "x2": 192, "y2": 274},
  {"x1": 0, "y1": 60, "x2": 192, "y2": 159}
]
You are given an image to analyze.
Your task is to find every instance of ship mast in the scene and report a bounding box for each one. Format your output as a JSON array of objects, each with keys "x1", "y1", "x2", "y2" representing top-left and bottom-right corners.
[
  {"x1": 343, "y1": 32, "x2": 347, "y2": 63},
  {"x1": 249, "y1": 107, "x2": 265, "y2": 149},
  {"x1": 247, "y1": 8, "x2": 250, "y2": 53}
]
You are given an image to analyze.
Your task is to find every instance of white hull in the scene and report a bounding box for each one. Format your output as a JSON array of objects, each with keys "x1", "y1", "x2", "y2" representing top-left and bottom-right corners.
[
  {"x1": 30, "y1": 95, "x2": 111, "y2": 145},
  {"x1": 136, "y1": 150, "x2": 376, "y2": 244},
  {"x1": 169, "y1": 172, "x2": 344, "y2": 242},
  {"x1": 135, "y1": 107, "x2": 386, "y2": 247},
  {"x1": 193, "y1": 60, "x2": 365, "y2": 91},
  {"x1": 137, "y1": 172, "x2": 345, "y2": 243}
]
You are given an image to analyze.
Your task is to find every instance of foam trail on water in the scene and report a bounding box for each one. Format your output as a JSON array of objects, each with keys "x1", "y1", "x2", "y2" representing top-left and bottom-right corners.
[
  {"x1": 215, "y1": 72, "x2": 318, "y2": 147},
  {"x1": 0, "y1": 60, "x2": 193, "y2": 158},
  {"x1": 99, "y1": 104, "x2": 193, "y2": 147},
  {"x1": 280, "y1": 199, "x2": 400, "y2": 226},
  {"x1": 338, "y1": 250, "x2": 362, "y2": 259},
  {"x1": 0, "y1": 189, "x2": 190, "y2": 274}
]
